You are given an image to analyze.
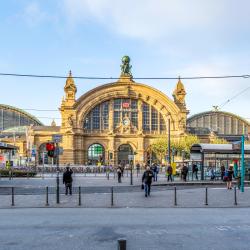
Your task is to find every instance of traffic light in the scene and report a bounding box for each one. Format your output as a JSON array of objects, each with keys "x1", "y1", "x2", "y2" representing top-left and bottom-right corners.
[{"x1": 46, "y1": 142, "x2": 55, "y2": 157}]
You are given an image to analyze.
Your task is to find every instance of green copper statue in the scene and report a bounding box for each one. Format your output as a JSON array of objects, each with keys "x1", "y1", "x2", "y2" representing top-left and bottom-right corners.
[{"x1": 120, "y1": 55, "x2": 132, "y2": 76}]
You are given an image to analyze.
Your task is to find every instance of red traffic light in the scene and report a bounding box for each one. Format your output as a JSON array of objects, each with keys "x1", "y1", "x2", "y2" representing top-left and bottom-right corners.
[{"x1": 46, "y1": 143, "x2": 55, "y2": 151}]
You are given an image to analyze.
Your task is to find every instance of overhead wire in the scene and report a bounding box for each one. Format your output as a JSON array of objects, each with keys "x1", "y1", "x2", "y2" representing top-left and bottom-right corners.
[{"x1": 0, "y1": 72, "x2": 250, "y2": 80}]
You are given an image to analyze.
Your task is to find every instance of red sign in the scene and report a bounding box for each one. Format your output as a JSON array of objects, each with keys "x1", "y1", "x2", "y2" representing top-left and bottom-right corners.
[
  {"x1": 0, "y1": 155, "x2": 4, "y2": 162},
  {"x1": 122, "y1": 102, "x2": 130, "y2": 108}
]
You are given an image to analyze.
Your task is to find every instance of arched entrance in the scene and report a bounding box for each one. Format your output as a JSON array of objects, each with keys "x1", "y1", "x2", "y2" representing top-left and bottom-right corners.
[
  {"x1": 118, "y1": 144, "x2": 133, "y2": 166},
  {"x1": 88, "y1": 143, "x2": 105, "y2": 165}
]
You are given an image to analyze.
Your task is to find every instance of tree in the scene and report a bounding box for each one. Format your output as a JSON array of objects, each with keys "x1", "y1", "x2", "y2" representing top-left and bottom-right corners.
[
  {"x1": 210, "y1": 136, "x2": 229, "y2": 144},
  {"x1": 151, "y1": 134, "x2": 200, "y2": 162},
  {"x1": 151, "y1": 137, "x2": 168, "y2": 164},
  {"x1": 171, "y1": 134, "x2": 200, "y2": 157}
]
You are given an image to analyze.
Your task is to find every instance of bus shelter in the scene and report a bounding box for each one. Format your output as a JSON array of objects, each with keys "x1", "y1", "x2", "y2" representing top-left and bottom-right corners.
[
  {"x1": 190, "y1": 143, "x2": 250, "y2": 180},
  {"x1": 0, "y1": 142, "x2": 18, "y2": 167}
]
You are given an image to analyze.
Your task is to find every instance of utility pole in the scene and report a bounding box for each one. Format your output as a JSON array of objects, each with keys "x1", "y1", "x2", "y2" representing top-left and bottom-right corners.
[
  {"x1": 241, "y1": 128, "x2": 245, "y2": 192},
  {"x1": 168, "y1": 118, "x2": 171, "y2": 164}
]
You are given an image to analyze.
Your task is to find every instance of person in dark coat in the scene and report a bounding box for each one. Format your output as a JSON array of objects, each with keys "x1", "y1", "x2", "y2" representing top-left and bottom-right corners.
[
  {"x1": 117, "y1": 167, "x2": 122, "y2": 183},
  {"x1": 63, "y1": 166, "x2": 73, "y2": 195},
  {"x1": 220, "y1": 164, "x2": 225, "y2": 181},
  {"x1": 226, "y1": 165, "x2": 234, "y2": 189},
  {"x1": 192, "y1": 163, "x2": 198, "y2": 180},
  {"x1": 142, "y1": 166, "x2": 154, "y2": 197},
  {"x1": 181, "y1": 164, "x2": 188, "y2": 182},
  {"x1": 167, "y1": 164, "x2": 173, "y2": 182}
]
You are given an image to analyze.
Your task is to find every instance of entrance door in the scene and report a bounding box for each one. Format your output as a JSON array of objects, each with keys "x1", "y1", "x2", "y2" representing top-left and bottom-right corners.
[{"x1": 118, "y1": 144, "x2": 133, "y2": 166}]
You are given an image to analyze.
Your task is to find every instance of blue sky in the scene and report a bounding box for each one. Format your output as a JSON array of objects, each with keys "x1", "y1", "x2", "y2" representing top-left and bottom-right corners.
[{"x1": 1, "y1": 0, "x2": 250, "y2": 125}]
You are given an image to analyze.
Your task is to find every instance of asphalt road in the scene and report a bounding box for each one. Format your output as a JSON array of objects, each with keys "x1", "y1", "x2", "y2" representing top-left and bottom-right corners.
[{"x1": 0, "y1": 208, "x2": 250, "y2": 250}]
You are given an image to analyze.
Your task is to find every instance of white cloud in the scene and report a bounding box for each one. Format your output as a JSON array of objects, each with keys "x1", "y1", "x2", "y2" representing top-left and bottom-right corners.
[{"x1": 62, "y1": 0, "x2": 250, "y2": 41}]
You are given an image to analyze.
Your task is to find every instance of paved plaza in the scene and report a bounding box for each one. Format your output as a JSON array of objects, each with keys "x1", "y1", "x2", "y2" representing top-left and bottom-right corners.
[
  {"x1": 0, "y1": 208, "x2": 250, "y2": 250},
  {"x1": 0, "y1": 174, "x2": 250, "y2": 208}
]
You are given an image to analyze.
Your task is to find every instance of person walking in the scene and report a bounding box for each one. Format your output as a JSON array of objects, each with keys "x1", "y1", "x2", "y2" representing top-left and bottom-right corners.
[
  {"x1": 136, "y1": 163, "x2": 140, "y2": 176},
  {"x1": 220, "y1": 164, "x2": 225, "y2": 181},
  {"x1": 226, "y1": 165, "x2": 234, "y2": 189},
  {"x1": 167, "y1": 164, "x2": 173, "y2": 182},
  {"x1": 63, "y1": 166, "x2": 73, "y2": 195},
  {"x1": 181, "y1": 164, "x2": 188, "y2": 182},
  {"x1": 142, "y1": 166, "x2": 154, "y2": 197},
  {"x1": 153, "y1": 163, "x2": 159, "y2": 182},
  {"x1": 192, "y1": 163, "x2": 198, "y2": 180},
  {"x1": 117, "y1": 167, "x2": 122, "y2": 183}
]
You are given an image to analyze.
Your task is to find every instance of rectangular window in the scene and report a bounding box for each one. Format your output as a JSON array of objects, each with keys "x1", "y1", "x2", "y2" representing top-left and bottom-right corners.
[
  {"x1": 151, "y1": 107, "x2": 158, "y2": 131},
  {"x1": 131, "y1": 112, "x2": 138, "y2": 128},
  {"x1": 102, "y1": 102, "x2": 109, "y2": 130},
  {"x1": 143, "y1": 103, "x2": 150, "y2": 131},
  {"x1": 114, "y1": 111, "x2": 120, "y2": 128},
  {"x1": 131, "y1": 100, "x2": 137, "y2": 110},
  {"x1": 92, "y1": 106, "x2": 100, "y2": 129},
  {"x1": 160, "y1": 114, "x2": 166, "y2": 131},
  {"x1": 114, "y1": 99, "x2": 121, "y2": 110}
]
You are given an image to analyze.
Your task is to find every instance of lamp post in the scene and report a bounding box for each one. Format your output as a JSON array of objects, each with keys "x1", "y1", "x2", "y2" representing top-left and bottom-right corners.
[
  {"x1": 240, "y1": 130, "x2": 245, "y2": 192},
  {"x1": 168, "y1": 118, "x2": 171, "y2": 164},
  {"x1": 56, "y1": 142, "x2": 60, "y2": 204}
]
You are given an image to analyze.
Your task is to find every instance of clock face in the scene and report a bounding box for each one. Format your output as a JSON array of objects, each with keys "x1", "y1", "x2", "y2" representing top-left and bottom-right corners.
[{"x1": 123, "y1": 118, "x2": 130, "y2": 126}]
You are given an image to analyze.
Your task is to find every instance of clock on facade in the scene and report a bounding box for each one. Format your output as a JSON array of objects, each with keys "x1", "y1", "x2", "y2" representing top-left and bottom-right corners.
[{"x1": 123, "y1": 118, "x2": 130, "y2": 126}]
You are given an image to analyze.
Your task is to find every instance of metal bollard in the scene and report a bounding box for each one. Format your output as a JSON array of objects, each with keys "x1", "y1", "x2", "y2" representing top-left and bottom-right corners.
[
  {"x1": 174, "y1": 186, "x2": 177, "y2": 206},
  {"x1": 111, "y1": 187, "x2": 114, "y2": 207},
  {"x1": 117, "y1": 239, "x2": 126, "y2": 250},
  {"x1": 234, "y1": 186, "x2": 237, "y2": 206},
  {"x1": 11, "y1": 187, "x2": 14, "y2": 206},
  {"x1": 79, "y1": 186, "x2": 82, "y2": 206},
  {"x1": 45, "y1": 186, "x2": 49, "y2": 206},
  {"x1": 107, "y1": 173, "x2": 109, "y2": 180},
  {"x1": 205, "y1": 187, "x2": 208, "y2": 206}
]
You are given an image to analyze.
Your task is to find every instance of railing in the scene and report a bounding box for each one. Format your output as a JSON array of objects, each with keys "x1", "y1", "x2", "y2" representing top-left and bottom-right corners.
[{"x1": 0, "y1": 184, "x2": 249, "y2": 208}]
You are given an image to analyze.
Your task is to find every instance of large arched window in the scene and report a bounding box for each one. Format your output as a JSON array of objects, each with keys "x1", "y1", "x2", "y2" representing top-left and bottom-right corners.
[
  {"x1": 83, "y1": 102, "x2": 109, "y2": 131},
  {"x1": 88, "y1": 143, "x2": 105, "y2": 165},
  {"x1": 83, "y1": 99, "x2": 166, "y2": 134}
]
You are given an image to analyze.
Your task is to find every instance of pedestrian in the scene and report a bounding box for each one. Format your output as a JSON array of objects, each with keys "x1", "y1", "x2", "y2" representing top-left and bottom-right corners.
[
  {"x1": 210, "y1": 167, "x2": 215, "y2": 181},
  {"x1": 226, "y1": 165, "x2": 234, "y2": 189},
  {"x1": 136, "y1": 162, "x2": 140, "y2": 176},
  {"x1": 181, "y1": 164, "x2": 188, "y2": 182},
  {"x1": 166, "y1": 164, "x2": 173, "y2": 182},
  {"x1": 117, "y1": 167, "x2": 122, "y2": 183},
  {"x1": 63, "y1": 165, "x2": 73, "y2": 195},
  {"x1": 153, "y1": 163, "x2": 159, "y2": 182},
  {"x1": 220, "y1": 164, "x2": 225, "y2": 181},
  {"x1": 142, "y1": 166, "x2": 154, "y2": 197},
  {"x1": 192, "y1": 163, "x2": 198, "y2": 180}
]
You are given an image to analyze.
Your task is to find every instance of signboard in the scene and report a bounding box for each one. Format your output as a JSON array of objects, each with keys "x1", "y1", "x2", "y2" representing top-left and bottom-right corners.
[
  {"x1": 52, "y1": 134, "x2": 62, "y2": 143},
  {"x1": 128, "y1": 155, "x2": 134, "y2": 161},
  {"x1": 0, "y1": 155, "x2": 4, "y2": 163},
  {"x1": 122, "y1": 102, "x2": 130, "y2": 108}
]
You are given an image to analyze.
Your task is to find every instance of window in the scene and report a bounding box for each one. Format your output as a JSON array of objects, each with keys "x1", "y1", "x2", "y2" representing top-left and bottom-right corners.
[
  {"x1": 160, "y1": 114, "x2": 166, "y2": 131},
  {"x1": 143, "y1": 103, "x2": 150, "y2": 131},
  {"x1": 151, "y1": 107, "x2": 158, "y2": 131}
]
